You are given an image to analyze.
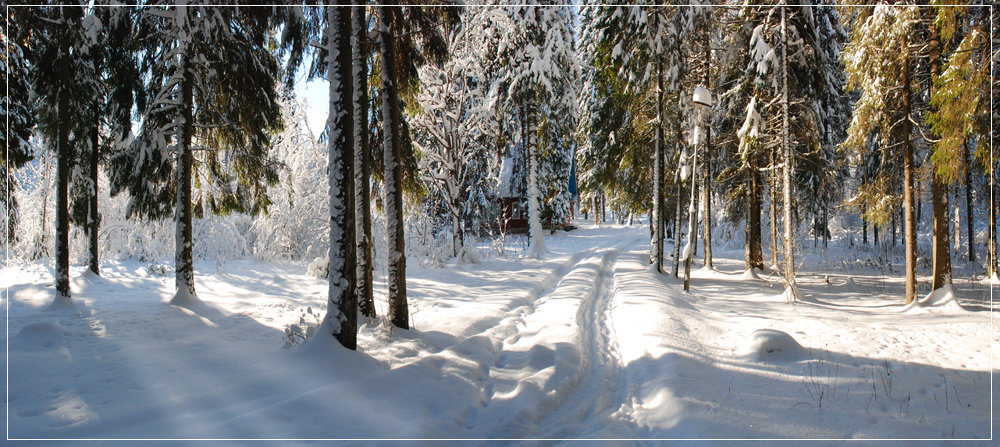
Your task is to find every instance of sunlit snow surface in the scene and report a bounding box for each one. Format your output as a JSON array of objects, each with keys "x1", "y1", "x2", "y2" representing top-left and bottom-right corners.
[{"x1": 3, "y1": 222, "x2": 996, "y2": 441}]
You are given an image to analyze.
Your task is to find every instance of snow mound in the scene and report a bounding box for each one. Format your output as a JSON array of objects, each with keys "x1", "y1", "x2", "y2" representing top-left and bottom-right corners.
[
  {"x1": 307, "y1": 256, "x2": 329, "y2": 279},
  {"x1": 14, "y1": 320, "x2": 66, "y2": 349},
  {"x1": 44, "y1": 295, "x2": 79, "y2": 314},
  {"x1": 744, "y1": 329, "x2": 806, "y2": 362},
  {"x1": 740, "y1": 268, "x2": 761, "y2": 280},
  {"x1": 902, "y1": 284, "x2": 964, "y2": 313}
]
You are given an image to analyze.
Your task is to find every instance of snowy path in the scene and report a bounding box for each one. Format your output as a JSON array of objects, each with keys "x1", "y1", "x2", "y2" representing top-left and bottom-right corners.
[
  {"x1": 3, "y1": 222, "x2": 996, "y2": 441},
  {"x1": 478, "y1": 237, "x2": 640, "y2": 439}
]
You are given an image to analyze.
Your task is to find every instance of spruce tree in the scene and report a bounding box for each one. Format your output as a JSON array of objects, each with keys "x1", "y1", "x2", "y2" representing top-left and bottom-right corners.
[{"x1": 110, "y1": 3, "x2": 283, "y2": 306}]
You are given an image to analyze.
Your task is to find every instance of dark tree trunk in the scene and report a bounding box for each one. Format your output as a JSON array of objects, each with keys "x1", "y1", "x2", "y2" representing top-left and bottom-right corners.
[
  {"x1": 862, "y1": 206, "x2": 868, "y2": 245},
  {"x1": 325, "y1": 2, "x2": 357, "y2": 349},
  {"x1": 353, "y1": 2, "x2": 375, "y2": 318},
  {"x1": 892, "y1": 206, "x2": 897, "y2": 247},
  {"x1": 55, "y1": 77, "x2": 71, "y2": 300},
  {"x1": 769, "y1": 147, "x2": 779, "y2": 266},
  {"x1": 88, "y1": 107, "x2": 100, "y2": 275},
  {"x1": 173, "y1": 51, "x2": 197, "y2": 302},
  {"x1": 380, "y1": 5, "x2": 408, "y2": 330},
  {"x1": 902, "y1": 36, "x2": 917, "y2": 304},
  {"x1": 964, "y1": 142, "x2": 974, "y2": 263},
  {"x1": 746, "y1": 166, "x2": 763, "y2": 271}
]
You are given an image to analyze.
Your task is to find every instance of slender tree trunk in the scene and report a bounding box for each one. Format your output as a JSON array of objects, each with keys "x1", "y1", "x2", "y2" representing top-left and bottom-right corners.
[
  {"x1": 780, "y1": 4, "x2": 798, "y2": 301},
  {"x1": 172, "y1": 49, "x2": 197, "y2": 304},
  {"x1": 702, "y1": 29, "x2": 713, "y2": 270},
  {"x1": 823, "y1": 205, "x2": 829, "y2": 248},
  {"x1": 683, "y1": 109, "x2": 701, "y2": 292},
  {"x1": 452, "y1": 198, "x2": 463, "y2": 257},
  {"x1": 928, "y1": 11, "x2": 951, "y2": 291},
  {"x1": 88, "y1": 108, "x2": 100, "y2": 275},
  {"x1": 525, "y1": 102, "x2": 547, "y2": 256},
  {"x1": 964, "y1": 142, "x2": 974, "y2": 262},
  {"x1": 769, "y1": 147, "x2": 778, "y2": 267},
  {"x1": 380, "y1": 5, "x2": 408, "y2": 329},
  {"x1": 651, "y1": 29, "x2": 664, "y2": 273},
  {"x1": 863, "y1": 204, "x2": 868, "y2": 245},
  {"x1": 673, "y1": 154, "x2": 683, "y2": 278},
  {"x1": 990, "y1": 169, "x2": 998, "y2": 278},
  {"x1": 55, "y1": 71, "x2": 71, "y2": 302},
  {"x1": 746, "y1": 166, "x2": 763, "y2": 271},
  {"x1": 593, "y1": 195, "x2": 599, "y2": 225},
  {"x1": 353, "y1": 2, "x2": 374, "y2": 318},
  {"x1": 902, "y1": 35, "x2": 917, "y2": 304}
]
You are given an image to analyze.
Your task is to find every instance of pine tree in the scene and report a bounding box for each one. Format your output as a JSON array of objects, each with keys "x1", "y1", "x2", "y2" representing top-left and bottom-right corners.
[
  {"x1": 926, "y1": 3, "x2": 992, "y2": 275},
  {"x1": 490, "y1": 2, "x2": 579, "y2": 259},
  {"x1": 26, "y1": 3, "x2": 101, "y2": 305},
  {"x1": 843, "y1": 3, "x2": 922, "y2": 303},
  {"x1": 1, "y1": 8, "x2": 36, "y2": 249},
  {"x1": 110, "y1": 3, "x2": 283, "y2": 306}
]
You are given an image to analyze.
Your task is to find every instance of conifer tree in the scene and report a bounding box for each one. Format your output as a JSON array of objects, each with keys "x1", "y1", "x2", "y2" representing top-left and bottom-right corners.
[{"x1": 110, "y1": 3, "x2": 283, "y2": 306}]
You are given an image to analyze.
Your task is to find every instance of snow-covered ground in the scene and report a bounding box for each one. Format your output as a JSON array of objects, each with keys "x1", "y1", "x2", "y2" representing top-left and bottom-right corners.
[{"x1": 3, "y1": 222, "x2": 996, "y2": 442}]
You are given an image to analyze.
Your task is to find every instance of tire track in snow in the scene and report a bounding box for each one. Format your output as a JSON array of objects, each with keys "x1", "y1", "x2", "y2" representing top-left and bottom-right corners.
[
  {"x1": 483, "y1": 236, "x2": 641, "y2": 438},
  {"x1": 532, "y1": 244, "x2": 634, "y2": 439}
]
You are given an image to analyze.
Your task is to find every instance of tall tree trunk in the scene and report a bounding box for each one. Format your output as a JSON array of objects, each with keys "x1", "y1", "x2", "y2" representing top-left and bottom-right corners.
[
  {"x1": 54, "y1": 64, "x2": 71, "y2": 302},
  {"x1": 769, "y1": 146, "x2": 779, "y2": 267},
  {"x1": 901, "y1": 34, "x2": 917, "y2": 304},
  {"x1": 780, "y1": 4, "x2": 799, "y2": 300},
  {"x1": 964, "y1": 143, "x2": 974, "y2": 263},
  {"x1": 746, "y1": 166, "x2": 763, "y2": 271},
  {"x1": 702, "y1": 28, "x2": 713, "y2": 270},
  {"x1": 172, "y1": 49, "x2": 197, "y2": 304},
  {"x1": 323, "y1": 2, "x2": 357, "y2": 348},
  {"x1": 353, "y1": 2, "x2": 374, "y2": 318},
  {"x1": 380, "y1": 5, "x2": 408, "y2": 329},
  {"x1": 651, "y1": 28, "x2": 664, "y2": 273},
  {"x1": 928, "y1": 10, "x2": 951, "y2": 291},
  {"x1": 88, "y1": 107, "x2": 100, "y2": 275}
]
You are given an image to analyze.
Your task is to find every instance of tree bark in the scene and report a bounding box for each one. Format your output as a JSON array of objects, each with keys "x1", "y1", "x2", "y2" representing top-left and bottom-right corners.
[
  {"x1": 651, "y1": 21, "x2": 664, "y2": 273},
  {"x1": 353, "y1": 2, "x2": 375, "y2": 318},
  {"x1": 746, "y1": 165, "x2": 763, "y2": 271},
  {"x1": 55, "y1": 58, "x2": 71, "y2": 301},
  {"x1": 380, "y1": 5, "x2": 408, "y2": 329},
  {"x1": 88, "y1": 105, "x2": 100, "y2": 275},
  {"x1": 702, "y1": 26, "x2": 713, "y2": 270},
  {"x1": 780, "y1": 4, "x2": 799, "y2": 300},
  {"x1": 964, "y1": 143, "x2": 974, "y2": 262},
  {"x1": 321, "y1": 2, "x2": 358, "y2": 348},
  {"x1": 902, "y1": 34, "x2": 917, "y2": 304},
  {"x1": 173, "y1": 48, "x2": 197, "y2": 303},
  {"x1": 525, "y1": 101, "x2": 547, "y2": 256},
  {"x1": 769, "y1": 146, "x2": 779, "y2": 267}
]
